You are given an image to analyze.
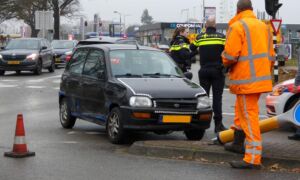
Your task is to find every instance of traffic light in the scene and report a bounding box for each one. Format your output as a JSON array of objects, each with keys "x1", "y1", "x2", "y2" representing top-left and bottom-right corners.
[
  {"x1": 84, "y1": 21, "x2": 88, "y2": 26},
  {"x1": 265, "y1": 0, "x2": 282, "y2": 18}
]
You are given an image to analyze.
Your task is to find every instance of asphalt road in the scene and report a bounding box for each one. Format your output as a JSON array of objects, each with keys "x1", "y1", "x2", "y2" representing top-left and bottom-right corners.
[{"x1": 0, "y1": 66, "x2": 299, "y2": 180}]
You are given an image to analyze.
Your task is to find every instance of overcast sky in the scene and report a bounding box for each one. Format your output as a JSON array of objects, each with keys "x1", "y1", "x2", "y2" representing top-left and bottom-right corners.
[{"x1": 79, "y1": 0, "x2": 296, "y2": 25}]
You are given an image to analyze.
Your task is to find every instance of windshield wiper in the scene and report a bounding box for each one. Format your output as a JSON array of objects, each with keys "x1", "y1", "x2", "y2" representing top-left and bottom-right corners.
[
  {"x1": 143, "y1": 73, "x2": 182, "y2": 78},
  {"x1": 115, "y1": 73, "x2": 143, "y2": 78}
]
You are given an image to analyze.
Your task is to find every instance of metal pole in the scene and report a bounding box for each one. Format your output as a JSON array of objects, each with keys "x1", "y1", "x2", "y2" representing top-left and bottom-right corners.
[
  {"x1": 202, "y1": 0, "x2": 205, "y2": 28},
  {"x1": 119, "y1": 14, "x2": 122, "y2": 37},
  {"x1": 272, "y1": 14, "x2": 279, "y2": 84}
]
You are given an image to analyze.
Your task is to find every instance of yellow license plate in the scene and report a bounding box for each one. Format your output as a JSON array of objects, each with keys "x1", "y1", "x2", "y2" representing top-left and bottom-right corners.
[
  {"x1": 162, "y1": 115, "x2": 191, "y2": 123},
  {"x1": 8, "y1": 61, "x2": 20, "y2": 65},
  {"x1": 55, "y1": 58, "x2": 60, "y2": 62}
]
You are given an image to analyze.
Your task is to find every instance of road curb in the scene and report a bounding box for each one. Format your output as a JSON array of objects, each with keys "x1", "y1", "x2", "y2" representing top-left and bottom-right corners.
[{"x1": 128, "y1": 141, "x2": 300, "y2": 169}]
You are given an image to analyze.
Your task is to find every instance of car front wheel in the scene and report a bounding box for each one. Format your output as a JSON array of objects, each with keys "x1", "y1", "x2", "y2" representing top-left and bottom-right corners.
[
  {"x1": 107, "y1": 107, "x2": 127, "y2": 144},
  {"x1": 184, "y1": 129, "x2": 205, "y2": 140},
  {"x1": 48, "y1": 59, "x2": 55, "y2": 73},
  {"x1": 34, "y1": 60, "x2": 42, "y2": 75},
  {"x1": 59, "y1": 98, "x2": 76, "y2": 129}
]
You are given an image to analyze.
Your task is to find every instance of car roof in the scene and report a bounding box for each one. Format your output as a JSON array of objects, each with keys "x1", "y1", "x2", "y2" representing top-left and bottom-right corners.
[{"x1": 77, "y1": 44, "x2": 159, "y2": 51}]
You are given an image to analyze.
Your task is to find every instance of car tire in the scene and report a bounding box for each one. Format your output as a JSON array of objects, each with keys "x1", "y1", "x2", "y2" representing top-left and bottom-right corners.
[
  {"x1": 59, "y1": 98, "x2": 76, "y2": 129},
  {"x1": 184, "y1": 129, "x2": 205, "y2": 140},
  {"x1": 106, "y1": 107, "x2": 127, "y2": 144},
  {"x1": 34, "y1": 60, "x2": 42, "y2": 75},
  {"x1": 16, "y1": 70, "x2": 21, "y2": 75},
  {"x1": 285, "y1": 97, "x2": 300, "y2": 112},
  {"x1": 48, "y1": 59, "x2": 55, "y2": 73},
  {"x1": 0, "y1": 70, "x2": 5, "y2": 75}
]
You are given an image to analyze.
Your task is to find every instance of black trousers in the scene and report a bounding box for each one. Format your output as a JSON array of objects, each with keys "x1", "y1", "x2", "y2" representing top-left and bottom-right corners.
[{"x1": 198, "y1": 67, "x2": 225, "y2": 124}]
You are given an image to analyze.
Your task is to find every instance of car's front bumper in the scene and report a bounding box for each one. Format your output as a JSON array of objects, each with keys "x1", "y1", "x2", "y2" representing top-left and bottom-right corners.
[
  {"x1": 119, "y1": 106, "x2": 212, "y2": 131},
  {"x1": 0, "y1": 60, "x2": 38, "y2": 71},
  {"x1": 266, "y1": 92, "x2": 294, "y2": 117}
]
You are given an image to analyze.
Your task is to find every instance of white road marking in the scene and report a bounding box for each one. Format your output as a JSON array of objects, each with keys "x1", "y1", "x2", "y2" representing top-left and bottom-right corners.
[
  {"x1": 26, "y1": 86, "x2": 45, "y2": 89},
  {"x1": 0, "y1": 80, "x2": 18, "y2": 82},
  {"x1": 67, "y1": 131, "x2": 77, "y2": 135},
  {"x1": 85, "y1": 132, "x2": 103, "y2": 135},
  {"x1": 26, "y1": 75, "x2": 62, "y2": 83},
  {"x1": 53, "y1": 87, "x2": 60, "y2": 90},
  {"x1": 52, "y1": 79, "x2": 61, "y2": 83},
  {"x1": 62, "y1": 141, "x2": 78, "y2": 144},
  {"x1": 0, "y1": 84, "x2": 18, "y2": 88}
]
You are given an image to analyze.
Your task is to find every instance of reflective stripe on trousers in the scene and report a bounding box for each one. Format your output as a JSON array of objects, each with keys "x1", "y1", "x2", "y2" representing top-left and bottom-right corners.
[{"x1": 234, "y1": 94, "x2": 262, "y2": 165}]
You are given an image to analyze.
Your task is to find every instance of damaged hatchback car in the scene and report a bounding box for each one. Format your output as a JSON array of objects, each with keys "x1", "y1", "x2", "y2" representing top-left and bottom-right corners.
[{"x1": 59, "y1": 44, "x2": 212, "y2": 144}]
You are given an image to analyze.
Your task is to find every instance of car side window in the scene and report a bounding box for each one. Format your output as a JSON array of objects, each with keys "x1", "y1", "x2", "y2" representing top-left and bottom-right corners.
[
  {"x1": 68, "y1": 49, "x2": 89, "y2": 75},
  {"x1": 83, "y1": 49, "x2": 105, "y2": 79}
]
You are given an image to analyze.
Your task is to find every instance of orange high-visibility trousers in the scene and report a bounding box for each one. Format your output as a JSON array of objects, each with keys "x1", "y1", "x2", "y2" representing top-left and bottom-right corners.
[{"x1": 234, "y1": 93, "x2": 262, "y2": 165}]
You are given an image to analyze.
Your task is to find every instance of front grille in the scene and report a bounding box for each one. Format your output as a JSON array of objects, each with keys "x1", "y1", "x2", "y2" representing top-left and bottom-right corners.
[
  {"x1": 154, "y1": 98, "x2": 197, "y2": 110},
  {"x1": 3, "y1": 55, "x2": 27, "y2": 60}
]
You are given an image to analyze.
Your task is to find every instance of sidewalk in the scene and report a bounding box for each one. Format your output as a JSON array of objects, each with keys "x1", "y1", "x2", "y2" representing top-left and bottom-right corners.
[{"x1": 128, "y1": 132, "x2": 300, "y2": 171}]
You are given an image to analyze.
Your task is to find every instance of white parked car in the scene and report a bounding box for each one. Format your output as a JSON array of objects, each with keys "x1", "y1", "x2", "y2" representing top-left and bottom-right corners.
[{"x1": 266, "y1": 79, "x2": 300, "y2": 116}]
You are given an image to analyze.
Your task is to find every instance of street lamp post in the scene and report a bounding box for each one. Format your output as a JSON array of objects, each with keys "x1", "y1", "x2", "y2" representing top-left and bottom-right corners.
[
  {"x1": 114, "y1": 11, "x2": 122, "y2": 37},
  {"x1": 123, "y1": 14, "x2": 130, "y2": 36}
]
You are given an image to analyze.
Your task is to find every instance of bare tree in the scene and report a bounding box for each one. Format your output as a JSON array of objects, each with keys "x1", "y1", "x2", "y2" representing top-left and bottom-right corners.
[
  {"x1": 0, "y1": 0, "x2": 17, "y2": 24},
  {"x1": 49, "y1": 0, "x2": 80, "y2": 39}
]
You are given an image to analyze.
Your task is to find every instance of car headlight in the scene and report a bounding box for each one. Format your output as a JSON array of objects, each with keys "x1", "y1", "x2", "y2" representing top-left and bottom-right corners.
[
  {"x1": 0, "y1": 54, "x2": 2, "y2": 59},
  {"x1": 129, "y1": 96, "x2": 152, "y2": 107},
  {"x1": 26, "y1": 53, "x2": 38, "y2": 60},
  {"x1": 197, "y1": 96, "x2": 211, "y2": 109},
  {"x1": 271, "y1": 85, "x2": 287, "y2": 96}
]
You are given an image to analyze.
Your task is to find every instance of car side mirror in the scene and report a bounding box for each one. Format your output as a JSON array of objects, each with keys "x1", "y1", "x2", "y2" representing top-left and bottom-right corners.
[
  {"x1": 184, "y1": 72, "x2": 193, "y2": 80},
  {"x1": 97, "y1": 70, "x2": 106, "y2": 80},
  {"x1": 0, "y1": 46, "x2": 4, "y2": 50},
  {"x1": 41, "y1": 46, "x2": 47, "y2": 50}
]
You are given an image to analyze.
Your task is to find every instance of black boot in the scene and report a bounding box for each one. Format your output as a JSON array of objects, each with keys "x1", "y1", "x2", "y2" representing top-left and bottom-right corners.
[
  {"x1": 229, "y1": 160, "x2": 261, "y2": 170},
  {"x1": 224, "y1": 130, "x2": 245, "y2": 154},
  {"x1": 214, "y1": 122, "x2": 228, "y2": 133},
  {"x1": 288, "y1": 134, "x2": 300, "y2": 141}
]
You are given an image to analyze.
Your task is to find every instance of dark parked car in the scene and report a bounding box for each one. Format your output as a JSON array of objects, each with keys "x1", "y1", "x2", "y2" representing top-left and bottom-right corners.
[
  {"x1": 59, "y1": 44, "x2": 212, "y2": 144},
  {"x1": 51, "y1": 40, "x2": 77, "y2": 68},
  {"x1": 0, "y1": 38, "x2": 55, "y2": 75}
]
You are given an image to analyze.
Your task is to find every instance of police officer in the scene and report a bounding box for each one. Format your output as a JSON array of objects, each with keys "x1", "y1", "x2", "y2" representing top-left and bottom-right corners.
[
  {"x1": 169, "y1": 26, "x2": 191, "y2": 72},
  {"x1": 190, "y1": 16, "x2": 227, "y2": 133}
]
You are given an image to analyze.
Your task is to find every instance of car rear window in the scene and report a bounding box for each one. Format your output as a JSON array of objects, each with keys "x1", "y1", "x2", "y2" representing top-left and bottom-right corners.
[{"x1": 109, "y1": 50, "x2": 182, "y2": 77}]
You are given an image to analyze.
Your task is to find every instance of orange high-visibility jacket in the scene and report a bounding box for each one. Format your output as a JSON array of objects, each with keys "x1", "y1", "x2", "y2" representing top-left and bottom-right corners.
[{"x1": 222, "y1": 10, "x2": 275, "y2": 94}]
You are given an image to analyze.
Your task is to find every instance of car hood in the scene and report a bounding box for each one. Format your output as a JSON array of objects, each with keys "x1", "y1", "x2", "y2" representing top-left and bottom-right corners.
[
  {"x1": 53, "y1": 49, "x2": 72, "y2": 55},
  {"x1": 0, "y1": 49, "x2": 39, "y2": 55},
  {"x1": 117, "y1": 78, "x2": 206, "y2": 98}
]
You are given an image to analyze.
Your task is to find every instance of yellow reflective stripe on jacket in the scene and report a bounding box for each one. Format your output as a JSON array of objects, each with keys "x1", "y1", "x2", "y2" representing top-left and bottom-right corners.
[
  {"x1": 193, "y1": 38, "x2": 225, "y2": 46},
  {"x1": 229, "y1": 20, "x2": 271, "y2": 85},
  {"x1": 169, "y1": 43, "x2": 189, "y2": 51}
]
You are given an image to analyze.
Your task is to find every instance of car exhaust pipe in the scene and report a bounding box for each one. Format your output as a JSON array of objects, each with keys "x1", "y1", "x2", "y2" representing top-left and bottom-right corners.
[{"x1": 212, "y1": 101, "x2": 300, "y2": 145}]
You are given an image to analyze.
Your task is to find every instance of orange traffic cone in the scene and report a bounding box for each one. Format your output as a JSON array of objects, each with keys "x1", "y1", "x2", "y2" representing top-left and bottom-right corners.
[{"x1": 4, "y1": 114, "x2": 35, "y2": 158}]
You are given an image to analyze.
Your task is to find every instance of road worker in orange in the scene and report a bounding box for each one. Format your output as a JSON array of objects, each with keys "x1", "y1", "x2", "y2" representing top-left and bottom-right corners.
[{"x1": 222, "y1": 0, "x2": 275, "y2": 169}]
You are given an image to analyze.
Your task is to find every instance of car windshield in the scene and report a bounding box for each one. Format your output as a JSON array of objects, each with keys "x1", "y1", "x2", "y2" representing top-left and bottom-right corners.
[
  {"x1": 5, "y1": 39, "x2": 39, "y2": 50},
  {"x1": 52, "y1": 40, "x2": 74, "y2": 49},
  {"x1": 109, "y1": 50, "x2": 183, "y2": 78}
]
